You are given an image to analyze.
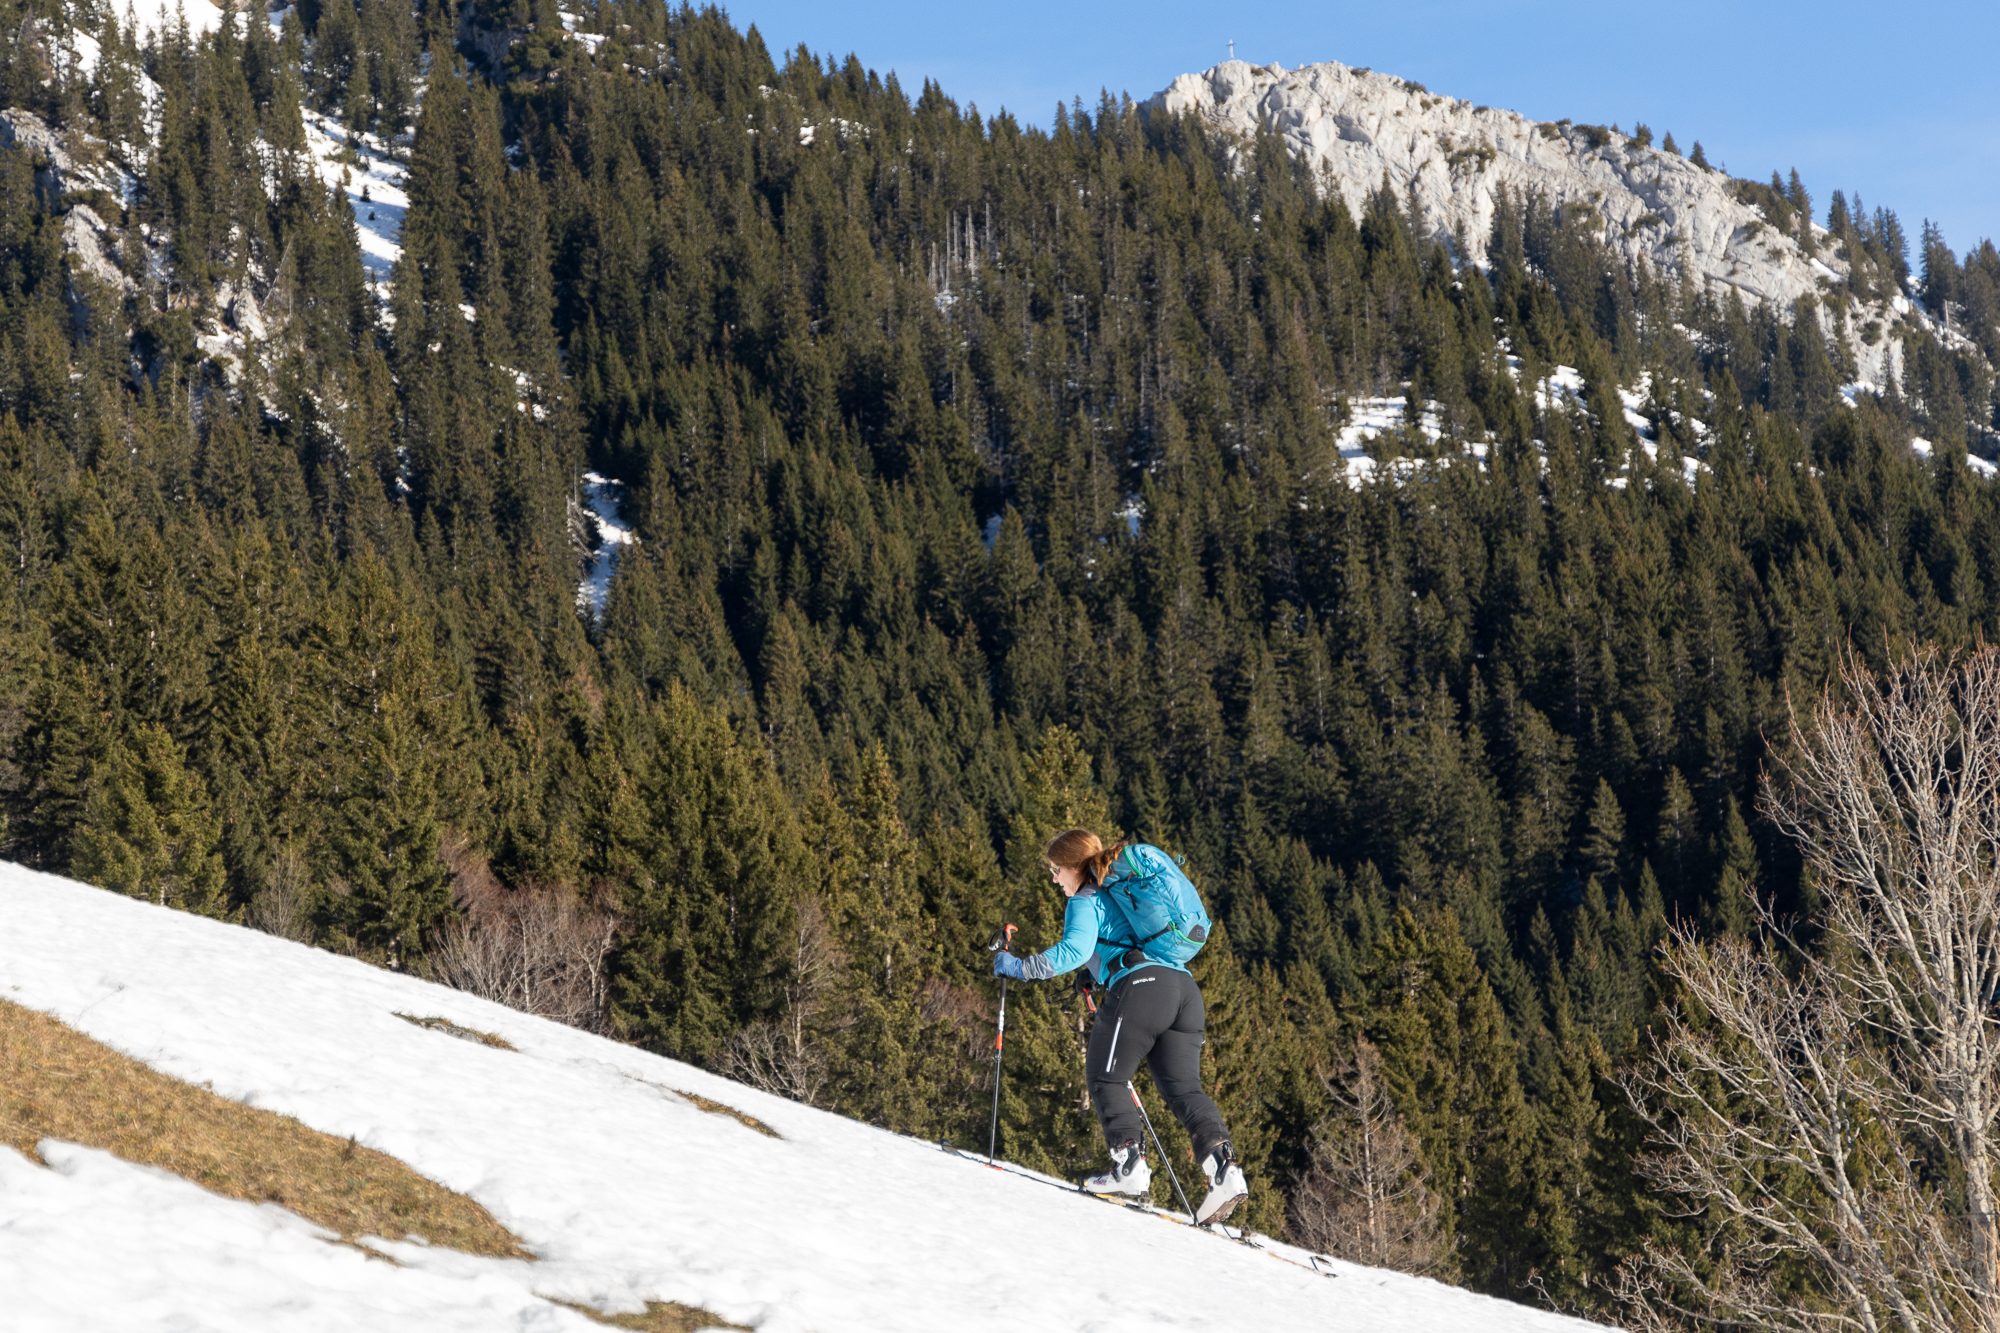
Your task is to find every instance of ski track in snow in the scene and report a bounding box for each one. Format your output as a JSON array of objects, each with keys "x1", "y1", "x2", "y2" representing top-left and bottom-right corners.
[{"x1": 0, "y1": 867, "x2": 1612, "y2": 1333}]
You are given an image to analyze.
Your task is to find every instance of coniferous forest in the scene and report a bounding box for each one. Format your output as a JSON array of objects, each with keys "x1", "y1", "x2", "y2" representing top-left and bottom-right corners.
[{"x1": 6, "y1": 0, "x2": 2000, "y2": 1315}]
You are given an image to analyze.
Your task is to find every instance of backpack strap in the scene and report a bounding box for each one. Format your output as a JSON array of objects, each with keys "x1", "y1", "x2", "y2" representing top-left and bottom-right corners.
[
  {"x1": 1098, "y1": 938, "x2": 1154, "y2": 973},
  {"x1": 1099, "y1": 925, "x2": 1181, "y2": 975},
  {"x1": 1104, "y1": 926, "x2": 1175, "y2": 948}
]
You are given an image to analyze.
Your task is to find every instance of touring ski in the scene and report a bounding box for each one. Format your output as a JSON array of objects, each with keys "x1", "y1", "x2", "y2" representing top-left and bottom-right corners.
[{"x1": 936, "y1": 1140, "x2": 1336, "y2": 1278}]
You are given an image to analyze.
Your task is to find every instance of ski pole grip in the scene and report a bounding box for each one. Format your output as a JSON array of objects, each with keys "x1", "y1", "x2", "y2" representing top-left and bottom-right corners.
[{"x1": 989, "y1": 923, "x2": 1018, "y2": 953}]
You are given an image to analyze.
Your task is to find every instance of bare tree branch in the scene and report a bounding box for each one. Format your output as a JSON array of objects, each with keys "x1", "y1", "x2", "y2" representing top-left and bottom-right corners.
[
  {"x1": 1622, "y1": 647, "x2": 2000, "y2": 1333},
  {"x1": 1290, "y1": 1036, "x2": 1450, "y2": 1276}
]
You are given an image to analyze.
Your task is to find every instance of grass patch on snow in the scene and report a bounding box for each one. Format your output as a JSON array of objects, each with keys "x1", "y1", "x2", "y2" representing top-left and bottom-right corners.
[
  {"x1": 393, "y1": 1011, "x2": 516, "y2": 1049},
  {"x1": 672, "y1": 1086, "x2": 779, "y2": 1138},
  {"x1": 544, "y1": 1295, "x2": 752, "y2": 1331},
  {"x1": 620, "y1": 1072, "x2": 779, "y2": 1138},
  {"x1": 0, "y1": 997, "x2": 530, "y2": 1258}
]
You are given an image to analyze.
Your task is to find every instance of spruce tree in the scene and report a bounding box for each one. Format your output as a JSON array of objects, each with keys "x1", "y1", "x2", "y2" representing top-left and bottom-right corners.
[
  {"x1": 607, "y1": 683, "x2": 803, "y2": 1063},
  {"x1": 71, "y1": 721, "x2": 228, "y2": 917},
  {"x1": 1365, "y1": 907, "x2": 1532, "y2": 1292},
  {"x1": 987, "y1": 725, "x2": 1118, "y2": 1177},
  {"x1": 1706, "y1": 794, "x2": 1759, "y2": 937}
]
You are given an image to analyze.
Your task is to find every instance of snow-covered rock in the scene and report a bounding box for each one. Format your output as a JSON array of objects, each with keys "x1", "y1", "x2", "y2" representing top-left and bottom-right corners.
[
  {"x1": 61, "y1": 204, "x2": 127, "y2": 292},
  {"x1": 1149, "y1": 61, "x2": 1903, "y2": 385},
  {"x1": 0, "y1": 106, "x2": 73, "y2": 198},
  {"x1": 0, "y1": 864, "x2": 1611, "y2": 1333}
]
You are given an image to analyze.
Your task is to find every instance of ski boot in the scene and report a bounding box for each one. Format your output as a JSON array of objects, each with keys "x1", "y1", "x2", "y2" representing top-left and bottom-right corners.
[
  {"x1": 1195, "y1": 1142, "x2": 1249, "y2": 1225},
  {"x1": 1082, "y1": 1141, "x2": 1151, "y2": 1199}
]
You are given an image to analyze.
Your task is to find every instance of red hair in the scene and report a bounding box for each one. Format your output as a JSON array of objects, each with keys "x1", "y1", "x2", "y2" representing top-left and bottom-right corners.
[{"x1": 1044, "y1": 829, "x2": 1125, "y2": 887}]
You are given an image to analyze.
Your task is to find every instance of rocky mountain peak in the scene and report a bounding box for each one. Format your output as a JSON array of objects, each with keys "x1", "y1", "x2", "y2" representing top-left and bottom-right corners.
[{"x1": 1149, "y1": 60, "x2": 1913, "y2": 388}]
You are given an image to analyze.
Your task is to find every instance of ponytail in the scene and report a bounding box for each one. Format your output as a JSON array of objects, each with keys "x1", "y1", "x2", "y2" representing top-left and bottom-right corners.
[{"x1": 1044, "y1": 829, "x2": 1128, "y2": 887}]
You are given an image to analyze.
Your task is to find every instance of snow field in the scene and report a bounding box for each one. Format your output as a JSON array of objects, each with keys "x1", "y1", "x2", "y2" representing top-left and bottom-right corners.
[
  {"x1": 1336, "y1": 395, "x2": 1449, "y2": 485},
  {"x1": 1, "y1": 1139, "x2": 560, "y2": 1333},
  {"x1": 0, "y1": 865, "x2": 1611, "y2": 1332},
  {"x1": 114, "y1": 0, "x2": 226, "y2": 43}
]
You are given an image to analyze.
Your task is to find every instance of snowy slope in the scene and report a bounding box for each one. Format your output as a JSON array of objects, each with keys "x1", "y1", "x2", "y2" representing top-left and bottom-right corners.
[
  {"x1": 301, "y1": 105, "x2": 409, "y2": 282},
  {"x1": 1149, "y1": 60, "x2": 1904, "y2": 387},
  {"x1": 0, "y1": 865, "x2": 1615, "y2": 1333}
]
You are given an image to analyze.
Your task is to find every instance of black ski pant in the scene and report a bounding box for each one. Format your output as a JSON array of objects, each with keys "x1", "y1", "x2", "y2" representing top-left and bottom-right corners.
[{"x1": 1085, "y1": 965, "x2": 1228, "y2": 1161}]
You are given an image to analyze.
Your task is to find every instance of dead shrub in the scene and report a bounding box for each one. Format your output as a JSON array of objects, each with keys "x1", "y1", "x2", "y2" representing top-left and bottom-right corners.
[
  {"x1": 426, "y1": 836, "x2": 615, "y2": 1033},
  {"x1": 247, "y1": 843, "x2": 314, "y2": 942}
]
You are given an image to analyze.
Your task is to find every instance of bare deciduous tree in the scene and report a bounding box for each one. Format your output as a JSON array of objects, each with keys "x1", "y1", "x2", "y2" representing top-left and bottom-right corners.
[
  {"x1": 247, "y1": 844, "x2": 313, "y2": 942},
  {"x1": 1622, "y1": 648, "x2": 2000, "y2": 1333},
  {"x1": 427, "y1": 882, "x2": 617, "y2": 1033},
  {"x1": 723, "y1": 895, "x2": 843, "y2": 1106},
  {"x1": 1289, "y1": 1036, "x2": 1448, "y2": 1275}
]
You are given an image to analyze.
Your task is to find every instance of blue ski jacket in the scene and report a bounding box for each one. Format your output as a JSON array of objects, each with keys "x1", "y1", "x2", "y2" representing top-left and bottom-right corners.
[{"x1": 1017, "y1": 885, "x2": 1191, "y2": 990}]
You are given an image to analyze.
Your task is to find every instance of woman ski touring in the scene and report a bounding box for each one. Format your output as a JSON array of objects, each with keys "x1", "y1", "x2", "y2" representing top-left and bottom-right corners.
[{"x1": 992, "y1": 829, "x2": 1250, "y2": 1226}]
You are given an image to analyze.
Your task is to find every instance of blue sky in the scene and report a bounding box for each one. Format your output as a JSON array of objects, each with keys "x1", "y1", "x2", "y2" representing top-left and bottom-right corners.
[{"x1": 724, "y1": 0, "x2": 2000, "y2": 257}]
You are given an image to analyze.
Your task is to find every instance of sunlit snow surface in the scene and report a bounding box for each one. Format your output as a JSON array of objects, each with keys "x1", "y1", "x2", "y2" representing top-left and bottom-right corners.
[
  {"x1": 1335, "y1": 395, "x2": 1449, "y2": 485},
  {"x1": 268, "y1": 5, "x2": 409, "y2": 284},
  {"x1": 300, "y1": 107, "x2": 407, "y2": 281},
  {"x1": 111, "y1": 0, "x2": 225, "y2": 41},
  {"x1": 1910, "y1": 437, "x2": 1999, "y2": 479},
  {"x1": 576, "y1": 472, "x2": 633, "y2": 616},
  {"x1": 1334, "y1": 364, "x2": 1707, "y2": 491},
  {"x1": 0, "y1": 867, "x2": 1612, "y2": 1333}
]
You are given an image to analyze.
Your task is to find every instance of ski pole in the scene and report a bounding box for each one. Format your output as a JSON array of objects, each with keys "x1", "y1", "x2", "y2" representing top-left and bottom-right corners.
[
  {"x1": 1128, "y1": 1080, "x2": 1198, "y2": 1221},
  {"x1": 986, "y1": 923, "x2": 1017, "y2": 1165}
]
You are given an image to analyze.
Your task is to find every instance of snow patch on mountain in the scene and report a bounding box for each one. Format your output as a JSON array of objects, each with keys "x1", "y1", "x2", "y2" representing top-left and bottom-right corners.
[
  {"x1": 1149, "y1": 61, "x2": 1905, "y2": 388},
  {"x1": 574, "y1": 472, "x2": 633, "y2": 615},
  {"x1": 301, "y1": 109, "x2": 408, "y2": 283},
  {"x1": 1332, "y1": 362, "x2": 1727, "y2": 492},
  {"x1": 108, "y1": 0, "x2": 226, "y2": 42},
  {"x1": 1336, "y1": 395, "x2": 1447, "y2": 485}
]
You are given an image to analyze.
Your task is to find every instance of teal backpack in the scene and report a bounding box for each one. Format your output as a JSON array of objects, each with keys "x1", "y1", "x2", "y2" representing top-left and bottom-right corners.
[{"x1": 1098, "y1": 844, "x2": 1212, "y2": 969}]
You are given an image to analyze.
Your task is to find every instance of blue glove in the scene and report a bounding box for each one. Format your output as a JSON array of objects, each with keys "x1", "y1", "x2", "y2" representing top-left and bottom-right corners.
[{"x1": 992, "y1": 951, "x2": 1027, "y2": 980}]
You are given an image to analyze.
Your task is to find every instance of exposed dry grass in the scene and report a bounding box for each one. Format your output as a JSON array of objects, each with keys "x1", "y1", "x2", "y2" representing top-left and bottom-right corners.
[
  {"x1": 0, "y1": 997, "x2": 530, "y2": 1258},
  {"x1": 544, "y1": 1296, "x2": 752, "y2": 1331},
  {"x1": 672, "y1": 1086, "x2": 779, "y2": 1139},
  {"x1": 620, "y1": 1073, "x2": 780, "y2": 1139},
  {"x1": 394, "y1": 1012, "x2": 517, "y2": 1050}
]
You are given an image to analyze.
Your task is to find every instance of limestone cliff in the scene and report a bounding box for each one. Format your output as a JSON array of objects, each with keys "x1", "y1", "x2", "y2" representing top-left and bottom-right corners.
[{"x1": 1149, "y1": 60, "x2": 1916, "y2": 388}]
